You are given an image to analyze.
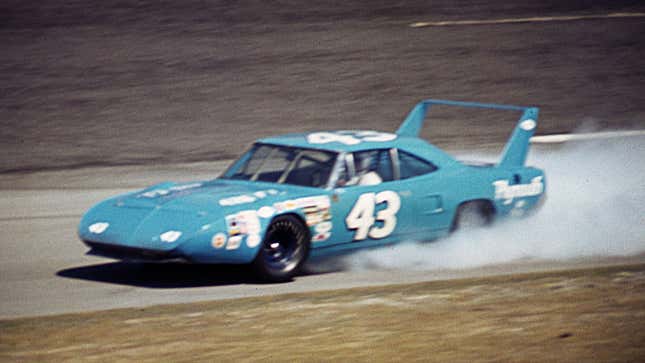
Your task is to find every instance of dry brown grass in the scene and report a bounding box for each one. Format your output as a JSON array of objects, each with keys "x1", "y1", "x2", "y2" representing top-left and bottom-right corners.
[{"x1": 2, "y1": 264, "x2": 645, "y2": 362}]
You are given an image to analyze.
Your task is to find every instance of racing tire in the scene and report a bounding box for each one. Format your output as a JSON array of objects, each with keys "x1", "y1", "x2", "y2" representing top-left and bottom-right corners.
[
  {"x1": 451, "y1": 200, "x2": 495, "y2": 232},
  {"x1": 252, "y1": 214, "x2": 310, "y2": 282}
]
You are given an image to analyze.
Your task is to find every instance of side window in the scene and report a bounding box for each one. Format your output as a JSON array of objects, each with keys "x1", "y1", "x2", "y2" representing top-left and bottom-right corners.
[
  {"x1": 345, "y1": 149, "x2": 394, "y2": 186},
  {"x1": 283, "y1": 149, "x2": 336, "y2": 188},
  {"x1": 398, "y1": 150, "x2": 437, "y2": 179}
]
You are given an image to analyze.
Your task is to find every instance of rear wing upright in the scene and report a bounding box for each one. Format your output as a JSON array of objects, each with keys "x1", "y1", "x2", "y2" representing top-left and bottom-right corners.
[{"x1": 396, "y1": 99, "x2": 539, "y2": 168}]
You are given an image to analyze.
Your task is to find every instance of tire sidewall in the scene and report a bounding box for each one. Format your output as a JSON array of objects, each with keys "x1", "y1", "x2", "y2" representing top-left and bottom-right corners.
[{"x1": 252, "y1": 214, "x2": 310, "y2": 282}]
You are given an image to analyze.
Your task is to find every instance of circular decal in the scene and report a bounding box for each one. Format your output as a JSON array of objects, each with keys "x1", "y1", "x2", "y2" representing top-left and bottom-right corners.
[
  {"x1": 246, "y1": 234, "x2": 261, "y2": 248},
  {"x1": 520, "y1": 119, "x2": 536, "y2": 131},
  {"x1": 211, "y1": 233, "x2": 227, "y2": 249}
]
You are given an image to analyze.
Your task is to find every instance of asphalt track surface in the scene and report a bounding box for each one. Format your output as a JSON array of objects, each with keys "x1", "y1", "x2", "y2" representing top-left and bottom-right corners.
[
  {"x1": 2, "y1": 1, "x2": 645, "y2": 318},
  {"x1": 2, "y1": 0, "x2": 645, "y2": 172},
  {"x1": 2, "y1": 139, "x2": 645, "y2": 318}
]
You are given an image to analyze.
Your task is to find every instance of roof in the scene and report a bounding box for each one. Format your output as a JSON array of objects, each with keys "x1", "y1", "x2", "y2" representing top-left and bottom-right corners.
[
  {"x1": 256, "y1": 98, "x2": 538, "y2": 167},
  {"x1": 259, "y1": 130, "x2": 415, "y2": 152},
  {"x1": 258, "y1": 130, "x2": 459, "y2": 166}
]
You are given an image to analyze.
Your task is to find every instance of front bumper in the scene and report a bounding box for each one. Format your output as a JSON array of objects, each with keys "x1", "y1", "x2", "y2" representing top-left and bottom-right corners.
[{"x1": 84, "y1": 241, "x2": 191, "y2": 263}]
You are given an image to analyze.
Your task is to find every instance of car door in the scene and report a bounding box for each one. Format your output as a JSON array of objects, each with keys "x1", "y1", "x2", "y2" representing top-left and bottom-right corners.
[
  {"x1": 325, "y1": 149, "x2": 421, "y2": 250},
  {"x1": 394, "y1": 149, "x2": 450, "y2": 236}
]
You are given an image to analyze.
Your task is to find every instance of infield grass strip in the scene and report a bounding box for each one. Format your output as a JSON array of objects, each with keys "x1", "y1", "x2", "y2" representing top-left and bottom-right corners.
[{"x1": 2, "y1": 264, "x2": 645, "y2": 362}]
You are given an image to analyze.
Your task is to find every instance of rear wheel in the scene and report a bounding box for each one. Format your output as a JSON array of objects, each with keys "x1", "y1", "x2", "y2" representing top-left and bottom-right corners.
[
  {"x1": 451, "y1": 200, "x2": 495, "y2": 232},
  {"x1": 252, "y1": 215, "x2": 310, "y2": 282}
]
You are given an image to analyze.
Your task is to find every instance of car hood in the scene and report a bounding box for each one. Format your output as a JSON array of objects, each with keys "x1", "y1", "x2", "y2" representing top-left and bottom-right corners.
[
  {"x1": 79, "y1": 179, "x2": 328, "y2": 255},
  {"x1": 118, "y1": 179, "x2": 299, "y2": 213}
]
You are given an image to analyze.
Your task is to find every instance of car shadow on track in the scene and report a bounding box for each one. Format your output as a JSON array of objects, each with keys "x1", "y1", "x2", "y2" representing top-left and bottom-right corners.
[
  {"x1": 57, "y1": 261, "x2": 343, "y2": 288},
  {"x1": 58, "y1": 262, "x2": 265, "y2": 288}
]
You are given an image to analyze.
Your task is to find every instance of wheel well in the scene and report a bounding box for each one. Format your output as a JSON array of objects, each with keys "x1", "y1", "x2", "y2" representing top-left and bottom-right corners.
[
  {"x1": 473, "y1": 199, "x2": 496, "y2": 216},
  {"x1": 269, "y1": 213, "x2": 311, "y2": 241},
  {"x1": 450, "y1": 199, "x2": 496, "y2": 231},
  {"x1": 461, "y1": 199, "x2": 495, "y2": 213}
]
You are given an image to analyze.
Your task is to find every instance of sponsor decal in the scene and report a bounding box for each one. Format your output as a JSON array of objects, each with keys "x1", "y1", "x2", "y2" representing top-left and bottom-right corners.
[
  {"x1": 160, "y1": 230, "x2": 182, "y2": 243},
  {"x1": 225, "y1": 210, "x2": 262, "y2": 249},
  {"x1": 226, "y1": 211, "x2": 260, "y2": 236},
  {"x1": 211, "y1": 232, "x2": 227, "y2": 249},
  {"x1": 307, "y1": 131, "x2": 397, "y2": 145},
  {"x1": 274, "y1": 200, "x2": 298, "y2": 212},
  {"x1": 169, "y1": 183, "x2": 202, "y2": 191},
  {"x1": 246, "y1": 234, "x2": 261, "y2": 248},
  {"x1": 88, "y1": 222, "x2": 109, "y2": 234},
  {"x1": 257, "y1": 206, "x2": 276, "y2": 219},
  {"x1": 314, "y1": 221, "x2": 332, "y2": 234},
  {"x1": 313, "y1": 231, "x2": 331, "y2": 242},
  {"x1": 274, "y1": 195, "x2": 333, "y2": 241},
  {"x1": 139, "y1": 183, "x2": 202, "y2": 198},
  {"x1": 493, "y1": 176, "x2": 544, "y2": 205},
  {"x1": 140, "y1": 189, "x2": 169, "y2": 198},
  {"x1": 226, "y1": 235, "x2": 243, "y2": 250},
  {"x1": 219, "y1": 195, "x2": 255, "y2": 206},
  {"x1": 274, "y1": 196, "x2": 330, "y2": 222},
  {"x1": 218, "y1": 189, "x2": 279, "y2": 206}
]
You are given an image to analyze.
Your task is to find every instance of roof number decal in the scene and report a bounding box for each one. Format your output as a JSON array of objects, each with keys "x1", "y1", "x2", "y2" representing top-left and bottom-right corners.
[{"x1": 307, "y1": 131, "x2": 397, "y2": 145}]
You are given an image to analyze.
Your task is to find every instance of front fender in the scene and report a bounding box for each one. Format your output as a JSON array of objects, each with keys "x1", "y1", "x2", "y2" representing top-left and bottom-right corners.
[
  {"x1": 180, "y1": 208, "x2": 273, "y2": 264},
  {"x1": 183, "y1": 207, "x2": 319, "y2": 264}
]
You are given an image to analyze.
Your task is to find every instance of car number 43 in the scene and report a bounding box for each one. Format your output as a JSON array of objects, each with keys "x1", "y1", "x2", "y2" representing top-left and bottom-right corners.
[{"x1": 346, "y1": 191, "x2": 401, "y2": 240}]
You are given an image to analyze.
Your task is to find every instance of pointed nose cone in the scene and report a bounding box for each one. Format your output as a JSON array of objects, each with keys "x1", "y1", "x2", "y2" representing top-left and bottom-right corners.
[
  {"x1": 79, "y1": 197, "x2": 224, "y2": 252},
  {"x1": 126, "y1": 206, "x2": 220, "y2": 251}
]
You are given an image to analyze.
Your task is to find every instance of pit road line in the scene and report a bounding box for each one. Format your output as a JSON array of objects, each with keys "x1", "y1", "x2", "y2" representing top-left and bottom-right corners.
[
  {"x1": 531, "y1": 130, "x2": 645, "y2": 144},
  {"x1": 410, "y1": 12, "x2": 645, "y2": 28}
]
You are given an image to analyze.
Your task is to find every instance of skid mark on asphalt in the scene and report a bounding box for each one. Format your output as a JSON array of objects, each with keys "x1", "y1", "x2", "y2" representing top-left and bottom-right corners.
[{"x1": 410, "y1": 12, "x2": 645, "y2": 28}]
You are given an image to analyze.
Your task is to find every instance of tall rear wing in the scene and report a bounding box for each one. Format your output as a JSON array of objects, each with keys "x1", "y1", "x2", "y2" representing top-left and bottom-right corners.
[{"x1": 396, "y1": 99, "x2": 539, "y2": 168}]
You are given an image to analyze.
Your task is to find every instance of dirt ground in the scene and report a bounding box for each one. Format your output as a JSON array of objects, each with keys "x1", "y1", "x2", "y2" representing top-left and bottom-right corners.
[
  {"x1": 1, "y1": 264, "x2": 644, "y2": 362},
  {"x1": 2, "y1": 0, "x2": 645, "y2": 172}
]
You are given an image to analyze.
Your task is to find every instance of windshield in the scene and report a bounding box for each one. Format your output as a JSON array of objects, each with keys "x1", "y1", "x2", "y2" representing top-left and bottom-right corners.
[{"x1": 221, "y1": 143, "x2": 338, "y2": 188}]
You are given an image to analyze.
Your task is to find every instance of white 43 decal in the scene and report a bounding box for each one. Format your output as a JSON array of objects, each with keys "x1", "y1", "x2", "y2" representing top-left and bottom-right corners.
[
  {"x1": 346, "y1": 191, "x2": 401, "y2": 240},
  {"x1": 307, "y1": 131, "x2": 397, "y2": 145}
]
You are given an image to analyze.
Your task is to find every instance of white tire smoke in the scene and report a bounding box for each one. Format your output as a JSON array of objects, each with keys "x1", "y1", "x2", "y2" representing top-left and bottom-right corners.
[{"x1": 344, "y1": 136, "x2": 645, "y2": 271}]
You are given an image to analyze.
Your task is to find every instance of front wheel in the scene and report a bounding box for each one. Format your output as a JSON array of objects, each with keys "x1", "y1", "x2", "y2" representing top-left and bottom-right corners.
[{"x1": 252, "y1": 215, "x2": 310, "y2": 282}]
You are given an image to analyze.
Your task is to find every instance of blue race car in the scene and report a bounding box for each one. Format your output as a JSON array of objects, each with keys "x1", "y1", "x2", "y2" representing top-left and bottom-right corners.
[{"x1": 79, "y1": 99, "x2": 546, "y2": 281}]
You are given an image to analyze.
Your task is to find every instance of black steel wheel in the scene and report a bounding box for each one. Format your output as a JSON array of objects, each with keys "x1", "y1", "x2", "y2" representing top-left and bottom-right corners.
[
  {"x1": 252, "y1": 214, "x2": 310, "y2": 282},
  {"x1": 451, "y1": 200, "x2": 495, "y2": 232}
]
